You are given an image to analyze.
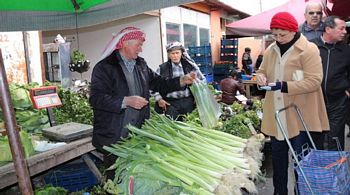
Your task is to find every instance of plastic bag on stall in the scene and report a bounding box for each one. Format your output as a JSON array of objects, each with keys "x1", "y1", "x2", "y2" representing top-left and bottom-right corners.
[{"x1": 189, "y1": 79, "x2": 221, "y2": 128}]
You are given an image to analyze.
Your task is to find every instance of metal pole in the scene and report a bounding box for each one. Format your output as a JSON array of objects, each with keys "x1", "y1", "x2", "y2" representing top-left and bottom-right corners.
[
  {"x1": 22, "y1": 31, "x2": 32, "y2": 83},
  {"x1": 0, "y1": 49, "x2": 33, "y2": 194}
]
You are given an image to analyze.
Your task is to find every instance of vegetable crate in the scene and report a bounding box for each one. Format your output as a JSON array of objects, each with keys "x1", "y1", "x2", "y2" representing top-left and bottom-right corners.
[
  {"x1": 220, "y1": 38, "x2": 238, "y2": 65},
  {"x1": 188, "y1": 45, "x2": 212, "y2": 76},
  {"x1": 205, "y1": 73, "x2": 213, "y2": 83},
  {"x1": 199, "y1": 64, "x2": 213, "y2": 76},
  {"x1": 188, "y1": 45, "x2": 211, "y2": 56},
  {"x1": 44, "y1": 162, "x2": 98, "y2": 192}
]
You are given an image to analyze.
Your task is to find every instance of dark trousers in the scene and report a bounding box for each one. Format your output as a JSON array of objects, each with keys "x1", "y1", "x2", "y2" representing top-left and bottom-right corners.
[
  {"x1": 103, "y1": 153, "x2": 118, "y2": 181},
  {"x1": 325, "y1": 95, "x2": 348, "y2": 151},
  {"x1": 155, "y1": 97, "x2": 194, "y2": 121},
  {"x1": 271, "y1": 132, "x2": 308, "y2": 195},
  {"x1": 309, "y1": 131, "x2": 325, "y2": 150}
]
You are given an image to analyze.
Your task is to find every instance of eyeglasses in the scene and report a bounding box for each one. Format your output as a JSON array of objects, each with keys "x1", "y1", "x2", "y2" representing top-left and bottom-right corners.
[
  {"x1": 308, "y1": 11, "x2": 322, "y2": 16},
  {"x1": 272, "y1": 33, "x2": 289, "y2": 39}
]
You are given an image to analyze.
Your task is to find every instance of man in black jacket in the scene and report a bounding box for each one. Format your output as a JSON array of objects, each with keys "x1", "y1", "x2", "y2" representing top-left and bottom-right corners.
[
  {"x1": 90, "y1": 27, "x2": 195, "y2": 179},
  {"x1": 153, "y1": 41, "x2": 205, "y2": 120},
  {"x1": 311, "y1": 16, "x2": 350, "y2": 151}
]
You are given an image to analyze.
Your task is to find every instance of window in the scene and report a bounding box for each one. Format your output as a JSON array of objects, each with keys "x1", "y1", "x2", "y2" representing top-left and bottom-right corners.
[
  {"x1": 163, "y1": 7, "x2": 210, "y2": 49},
  {"x1": 166, "y1": 23, "x2": 180, "y2": 45},
  {"x1": 183, "y1": 24, "x2": 197, "y2": 47},
  {"x1": 199, "y1": 28, "x2": 209, "y2": 46}
]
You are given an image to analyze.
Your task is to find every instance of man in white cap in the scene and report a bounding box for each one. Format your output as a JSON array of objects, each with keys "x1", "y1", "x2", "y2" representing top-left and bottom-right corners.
[
  {"x1": 153, "y1": 41, "x2": 205, "y2": 120},
  {"x1": 89, "y1": 27, "x2": 196, "y2": 179}
]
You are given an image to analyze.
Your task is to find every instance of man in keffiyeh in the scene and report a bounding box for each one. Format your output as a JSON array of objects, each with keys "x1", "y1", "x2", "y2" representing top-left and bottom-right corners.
[
  {"x1": 152, "y1": 41, "x2": 205, "y2": 121},
  {"x1": 89, "y1": 27, "x2": 196, "y2": 180}
]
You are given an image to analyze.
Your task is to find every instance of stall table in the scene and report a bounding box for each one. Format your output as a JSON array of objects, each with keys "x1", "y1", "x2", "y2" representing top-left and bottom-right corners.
[
  {"x1": 242, "y1": 80, "x2": 257, "y2": 98},
  {"x1": 0, "y1": 137, "x2": 96, "y2": 189}
]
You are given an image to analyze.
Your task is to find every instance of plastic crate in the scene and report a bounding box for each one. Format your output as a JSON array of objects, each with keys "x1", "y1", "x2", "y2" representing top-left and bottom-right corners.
[
  {"x1": 188, "y1": 45, "x2": 211, "y2": 56},
  {"x1": 192, "y1": 56, "x2": 212, "y2": 64},
  {"x1": 213, "y1": 74, "x2": 227, "y2": 82},
  {"x1": 213, "y1": 64, "x2": 231, "y2": 75},
  {"x1": 220, "y1": 47, "x2": 238, "y2": 54},
  {"x1": 44, "y1": 162, "x2": 98, "y2": 192},
  {"x1": 241, "y1": 74, "x2": 252, "y2": 80},
  {"x1": 221, "y1": 39, "x2": 238, "y2": 46},
  {"x1": 205, "y1": 73, "x2": 213, "y2": 83},
  {"x1": 220, "y1": 55, "x2": 238, "y2": 62},
  {"x1": 199, "y1": 65, "x2": 213, "y2": 75}
]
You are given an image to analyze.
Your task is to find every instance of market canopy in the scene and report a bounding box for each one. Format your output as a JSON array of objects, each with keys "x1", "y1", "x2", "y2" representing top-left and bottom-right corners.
[
  {"x1": 225, "y1": 0, "x2": 310, "y2": 37},
  {"x1": 0, "y1": 0, "x2": 199, "y2": 31},
  {"x1": 225, "y1": 0, "x2": 348, "y2": 37},
  {"x1": 0, "y1": 0, "x2": 110, "y2": 13}
]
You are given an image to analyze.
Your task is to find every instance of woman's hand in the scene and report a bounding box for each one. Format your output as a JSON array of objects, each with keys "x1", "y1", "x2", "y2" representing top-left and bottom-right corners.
[{"x1": 256, "y1": 73, "x2": 267, "y2": 86}]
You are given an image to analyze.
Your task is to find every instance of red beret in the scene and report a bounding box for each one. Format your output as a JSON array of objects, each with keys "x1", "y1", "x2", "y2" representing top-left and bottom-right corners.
[{"x1": 270, "y1": 12, "x2": 298, "y2": 32}]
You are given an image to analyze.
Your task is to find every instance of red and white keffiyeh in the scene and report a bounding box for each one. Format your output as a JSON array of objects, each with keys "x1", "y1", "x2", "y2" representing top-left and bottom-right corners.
[{"x1": 100, "y1": 27, "x2": 145, "y2": 60}]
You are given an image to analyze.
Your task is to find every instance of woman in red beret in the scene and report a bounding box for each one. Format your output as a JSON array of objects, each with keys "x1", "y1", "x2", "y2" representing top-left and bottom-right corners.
[{"x1": 255, "y1": 12, "x2": 329, "y2": 195}]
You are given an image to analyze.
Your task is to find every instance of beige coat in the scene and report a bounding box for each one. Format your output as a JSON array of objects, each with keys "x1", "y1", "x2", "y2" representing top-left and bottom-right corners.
[{"x1": 257, "y1": 35, "x2": 329, "y2": 139}]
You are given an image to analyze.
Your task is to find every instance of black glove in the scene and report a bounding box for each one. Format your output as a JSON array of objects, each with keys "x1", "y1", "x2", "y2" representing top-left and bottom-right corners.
[{"x1": 259, "y1": 81, "x2": 282, "y2": 91}]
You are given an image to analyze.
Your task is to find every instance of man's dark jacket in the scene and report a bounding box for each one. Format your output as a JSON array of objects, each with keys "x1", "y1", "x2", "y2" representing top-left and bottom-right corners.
[
  {"x1": 311, "y1": 37, "x2": 350, "y2": 102},
  {"x1": 157, "y1": 58, "x2": 196, "y2": 97},
  {"x1": 159, "y1": 58, "x2": 197, "y2": 78},
  {"x1": 89, "y1": 50, "x2": 182, "y2": 151}
]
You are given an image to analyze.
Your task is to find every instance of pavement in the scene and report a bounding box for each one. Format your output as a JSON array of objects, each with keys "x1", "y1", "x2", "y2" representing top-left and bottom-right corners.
[{"x1": 257, "y1": 125, "x2": 350, "y2": 195}]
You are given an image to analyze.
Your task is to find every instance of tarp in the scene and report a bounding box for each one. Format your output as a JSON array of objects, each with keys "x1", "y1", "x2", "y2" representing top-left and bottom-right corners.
[
  {"x1": 0, "y1": 0, "x2": 110, "y2": 13},
  {"x1": 0, "y1": 0, "x2": 199, "y2": 31},
  {"x1": 331, "y1": 0, "x2": 350, "y2": 20},
  {"x1": 226, "y1": 0, "x2": 310, "y2": 37}
]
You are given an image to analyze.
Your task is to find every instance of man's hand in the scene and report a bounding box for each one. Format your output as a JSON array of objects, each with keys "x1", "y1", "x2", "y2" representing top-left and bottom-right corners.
[
  {"x1": 158, "y1": 99, "x2": 170, "y2": 110},
  {"x1": 124, "y1": 96, "x2": 148, "y2": 109},
  {"x1": 346, "y1": 90, "x2": 350, "y2": 97},
  {"x1": 180, "y1": 72, "x2": 196, "y2": 86}
]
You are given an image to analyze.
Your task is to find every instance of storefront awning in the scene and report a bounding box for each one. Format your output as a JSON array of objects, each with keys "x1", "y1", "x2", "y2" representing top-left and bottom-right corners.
[{"x1": 0, "y1": 0, "x2": 200, "y2": 31}]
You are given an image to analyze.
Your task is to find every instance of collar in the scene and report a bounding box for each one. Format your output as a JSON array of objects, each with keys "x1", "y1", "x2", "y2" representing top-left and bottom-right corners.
[
  {"x1": 172, "y1": 62, "x2": 182, "y2": 67},
  {"x1": 320, "y1": 36, "x2": 336, "y2": 45},
  {"x1": 119, "y1": 52, "x2": 136, "y2": 72},
  {"x1": 302, "y1": 21, "x2": 324, "y2": 32}
]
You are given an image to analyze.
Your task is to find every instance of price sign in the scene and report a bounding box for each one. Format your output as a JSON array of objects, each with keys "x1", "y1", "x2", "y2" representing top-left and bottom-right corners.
[{"x1": 30, "y1": 86, "x2": 62, "y2": 109}]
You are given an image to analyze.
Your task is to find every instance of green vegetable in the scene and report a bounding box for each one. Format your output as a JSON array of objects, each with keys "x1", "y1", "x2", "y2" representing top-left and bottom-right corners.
[
  {"x1": 103, "y1": 113, "x2": 264, "y2": 195},
  {"x1": 34, "y1": 185, "x2": 68, "y2": 195},
  {"x1": 52, "y1": 86, "x2": 93, "y2": 125},
  {"x1": 189, "y1": 80, "x2": 221, "y2": 128},
  {"x1": 9, "y1": 84, "x2": 32, "y2": 109},
  {"x1": 0, "y1": 131, "x2": 35, "y2": 162}
]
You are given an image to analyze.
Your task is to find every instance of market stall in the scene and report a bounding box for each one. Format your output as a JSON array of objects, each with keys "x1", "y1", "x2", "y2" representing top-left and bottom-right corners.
[{"x1": 0, "y1": 137, "x2": 96, "y2": 189}]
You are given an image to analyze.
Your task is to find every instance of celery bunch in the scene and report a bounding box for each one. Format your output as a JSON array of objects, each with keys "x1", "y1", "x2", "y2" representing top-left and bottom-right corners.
[
  {"x1": 104, "y1": 113, "x2": 265, "y2": 195},
  {"x1": 189, "y1": 80, "x2": 221, "y2": 128}
]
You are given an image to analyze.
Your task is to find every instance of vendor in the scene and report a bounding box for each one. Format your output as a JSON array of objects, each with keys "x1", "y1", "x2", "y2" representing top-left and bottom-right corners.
[{"x1": 152, "y1": 41, "x2": 205, "y2": 121}]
